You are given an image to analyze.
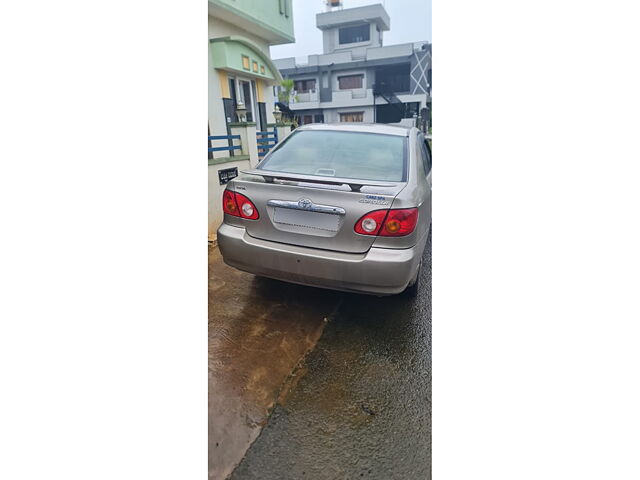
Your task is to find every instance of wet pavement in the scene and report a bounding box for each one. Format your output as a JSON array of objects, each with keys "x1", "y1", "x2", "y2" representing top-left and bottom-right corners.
[
  {"x1": 209, "y1": 246, "x2": 342, "y2": 479},
  {"x1": 210, "y1": 231, "x2": 431, "y2": 480}
]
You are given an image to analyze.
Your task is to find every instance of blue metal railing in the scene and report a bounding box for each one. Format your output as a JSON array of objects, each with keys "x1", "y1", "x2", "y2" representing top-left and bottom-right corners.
[
  {"x1": 208, "y1": 135, "x2": 241, "y2": 154},
  {"x1": 208, "y1": 129, "x2": 280, "y2": 160},
  {"x1": 256, "y1": 129, "x2": 278, "y2": 160}
]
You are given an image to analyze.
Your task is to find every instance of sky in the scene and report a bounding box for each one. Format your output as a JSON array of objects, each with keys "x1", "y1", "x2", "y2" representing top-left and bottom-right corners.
[{"x1": 270, "y1": 0, "x2": 432, "y2": 61}]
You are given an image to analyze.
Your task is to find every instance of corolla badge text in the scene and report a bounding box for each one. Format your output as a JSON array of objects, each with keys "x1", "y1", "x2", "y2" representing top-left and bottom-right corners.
[{"x1": 358, "y1": 195, "x2": 390, "y2": 205}]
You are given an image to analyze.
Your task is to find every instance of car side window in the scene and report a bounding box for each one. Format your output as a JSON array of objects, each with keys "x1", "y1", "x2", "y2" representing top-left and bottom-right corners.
[
  {"x1": 423, "y1": 139, "x2": 432, "y2": 173},
  {"x1": 418, "y1": 136, "x2": 431, "y2": 176}
]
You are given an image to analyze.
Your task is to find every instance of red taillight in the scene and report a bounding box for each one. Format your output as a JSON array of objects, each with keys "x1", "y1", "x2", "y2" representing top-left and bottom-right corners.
[
  {"x1": 234, "y1": 192, "x2": 259, "y2": 220},
  {"x1": 222, "y1": 190, "x2": 239, "y2": 217},
  {"x1": 379, "y1": 208, "x2": 418, "y2": 236},
  {"x1": 354, "y1": 208, "x2": 418, "y2": 237},
  {"x1": 222, "y1": 190, "x2": 259, "y2": 220},
  {"x1": 354, "y1": 209, "x2": 388, "y2": 235}
]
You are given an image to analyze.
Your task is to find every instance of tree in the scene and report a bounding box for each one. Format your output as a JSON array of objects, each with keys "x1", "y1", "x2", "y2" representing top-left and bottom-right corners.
[{"x1": 277, "y1": 79, "x2": 298, "y2": 105}]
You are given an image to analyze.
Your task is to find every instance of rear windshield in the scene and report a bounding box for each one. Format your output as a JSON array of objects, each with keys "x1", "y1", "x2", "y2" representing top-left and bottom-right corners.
[{"x1": 259, "y1": 130, "x2": 407, "y2": 182}]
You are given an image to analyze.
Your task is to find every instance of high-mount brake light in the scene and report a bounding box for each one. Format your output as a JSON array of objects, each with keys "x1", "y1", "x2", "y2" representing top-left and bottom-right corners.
[
  {"x1": 222, "y1": 190, "x2": 260, "y2": 220},
  {"x1": 354, "y1": 208, "x2": 419, "y2": 237}
]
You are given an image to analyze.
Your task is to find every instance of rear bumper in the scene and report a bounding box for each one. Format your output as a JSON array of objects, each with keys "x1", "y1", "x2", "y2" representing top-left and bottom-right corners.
[{"x1": 216, "y1": 223, "x2": 423, "y2": 295}]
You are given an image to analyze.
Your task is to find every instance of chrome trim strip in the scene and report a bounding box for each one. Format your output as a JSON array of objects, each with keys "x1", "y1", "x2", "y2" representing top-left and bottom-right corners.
[{"x1": 267, "y1": 199, "x2": 346, "y2": 216}]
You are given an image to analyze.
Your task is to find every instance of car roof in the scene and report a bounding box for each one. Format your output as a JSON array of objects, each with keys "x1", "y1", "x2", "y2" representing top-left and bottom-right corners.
[{"x1": 296, "y1": 123, "x2": 413, "y2": 137}]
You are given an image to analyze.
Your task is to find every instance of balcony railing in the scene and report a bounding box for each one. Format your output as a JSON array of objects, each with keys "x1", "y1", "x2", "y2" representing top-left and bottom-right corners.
[{"x1": 291, "y1": 89, "x2": 319, "y2": 104}]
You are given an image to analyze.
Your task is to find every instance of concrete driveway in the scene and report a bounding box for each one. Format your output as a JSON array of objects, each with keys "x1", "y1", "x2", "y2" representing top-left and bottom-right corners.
[{"x1": 209, "y1": 230, "x2": 431, "y2": 479}]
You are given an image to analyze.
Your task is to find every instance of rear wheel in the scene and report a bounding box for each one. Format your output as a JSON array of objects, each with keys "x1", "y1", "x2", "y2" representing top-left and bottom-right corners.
[{"x1": 404, "y1": 260, "x2": 421, "y2": 297}]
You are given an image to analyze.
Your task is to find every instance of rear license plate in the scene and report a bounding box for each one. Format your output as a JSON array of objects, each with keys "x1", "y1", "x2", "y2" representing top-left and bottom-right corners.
[{"x1": 273, "y1": 207, "x2": 340, "y2": 232}]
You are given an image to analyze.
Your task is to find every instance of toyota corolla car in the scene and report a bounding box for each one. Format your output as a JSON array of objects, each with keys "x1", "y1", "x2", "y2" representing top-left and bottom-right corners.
[{"x1": 217, "y1": 123, "x2": 432, "y2": 296}]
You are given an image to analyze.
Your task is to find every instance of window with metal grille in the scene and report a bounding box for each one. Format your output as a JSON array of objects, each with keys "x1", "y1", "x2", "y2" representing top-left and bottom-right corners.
[
  {"x1": 339, "y1": 112, "x2": 364, "y2": 123},
  {"x1": 338, "y1": 74, "x2": 363, "y2": 90},
  {"x1": 339, "y1": 24, "x2": 370, "y2": 44},
  {"x1": 294, "y1": 79, "x2": 316, "y2": 93}
]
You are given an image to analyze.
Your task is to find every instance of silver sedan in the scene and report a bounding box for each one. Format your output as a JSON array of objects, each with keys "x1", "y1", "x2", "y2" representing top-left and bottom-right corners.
[{"x1": 217, "y1": 123, "x2": 432, "y2": 295}]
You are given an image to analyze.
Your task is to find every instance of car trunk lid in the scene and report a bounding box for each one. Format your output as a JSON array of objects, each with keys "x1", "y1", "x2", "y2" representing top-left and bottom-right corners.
[{"x1": 230, "y1": 170, "x2": 406, "y2": 254}]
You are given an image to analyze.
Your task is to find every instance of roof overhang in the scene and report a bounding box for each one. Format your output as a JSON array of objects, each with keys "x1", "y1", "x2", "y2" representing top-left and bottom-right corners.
[
  {"x1": 278, "y1": 56, "x2": 411, "y2": 76},
  {"x1": 210, "y1": 36, "x2": 283, "y2": 83},
  {"x1": 208, "y1": 0, "x2": 295, "y2": 45}
]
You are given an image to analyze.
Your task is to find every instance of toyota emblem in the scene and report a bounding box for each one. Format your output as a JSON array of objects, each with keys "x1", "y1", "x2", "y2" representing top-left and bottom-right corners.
[{"x1": 298, "y1": 198, "x2": 313, "y2": 209}]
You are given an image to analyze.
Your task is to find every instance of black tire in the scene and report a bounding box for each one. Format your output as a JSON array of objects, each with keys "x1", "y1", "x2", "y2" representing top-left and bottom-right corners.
[{"x1": 404, "y1": 261, "x2": 421, "y2": 297}]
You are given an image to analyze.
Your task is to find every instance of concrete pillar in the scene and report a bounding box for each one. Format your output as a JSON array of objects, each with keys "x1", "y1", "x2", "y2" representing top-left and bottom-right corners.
[
  {"x1": 229, "y1": 122, "x2": 259, "y2": 167},
  {"x1": 275, "y1": 124, "x2": 293, "y2": 142}
]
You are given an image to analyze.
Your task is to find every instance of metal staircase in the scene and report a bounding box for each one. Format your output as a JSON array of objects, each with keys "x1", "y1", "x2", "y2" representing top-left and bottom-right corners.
[{"x1": 373, "y1": 81, "x2": 404, "y2": 116}]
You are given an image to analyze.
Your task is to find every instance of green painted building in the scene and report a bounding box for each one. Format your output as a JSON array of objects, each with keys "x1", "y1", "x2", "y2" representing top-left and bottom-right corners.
[
  {"x1": 208, "y1": 0, "x2": 294, "y2": 137},
  {"x1": 208, "y1": 0, "x2": 295, "y2": 239}
]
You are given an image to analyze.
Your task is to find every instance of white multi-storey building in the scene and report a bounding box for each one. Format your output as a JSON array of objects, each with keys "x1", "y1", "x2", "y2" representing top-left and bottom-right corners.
[{"x1": 273, "y1": 3, "x2": 431, "y2": 127}]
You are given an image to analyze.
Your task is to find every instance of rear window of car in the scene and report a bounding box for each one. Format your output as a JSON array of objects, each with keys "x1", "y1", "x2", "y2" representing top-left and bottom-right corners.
[{"x1": 258, "y1": 130, "x2": 407, "y2": 182}]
